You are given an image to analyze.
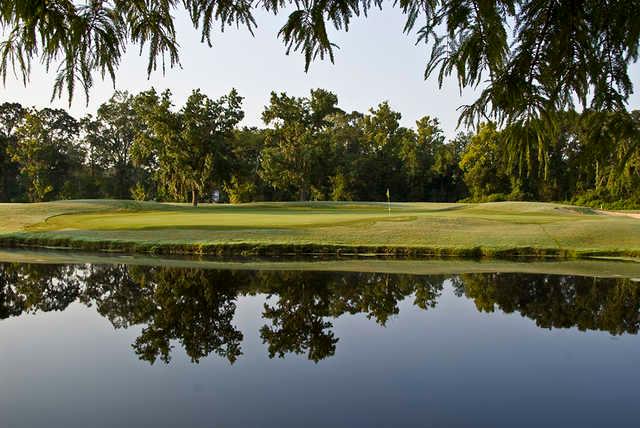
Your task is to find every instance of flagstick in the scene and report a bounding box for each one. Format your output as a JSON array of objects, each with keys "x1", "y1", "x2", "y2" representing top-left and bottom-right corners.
[{"x1": 386, "y1": 188, "x2": 391, "y2": 217}]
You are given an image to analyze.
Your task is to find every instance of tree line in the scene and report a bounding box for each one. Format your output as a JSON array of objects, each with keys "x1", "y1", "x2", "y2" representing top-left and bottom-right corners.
[{"x1": 1, "y1": 89, "x2": 639, "y2": 208}]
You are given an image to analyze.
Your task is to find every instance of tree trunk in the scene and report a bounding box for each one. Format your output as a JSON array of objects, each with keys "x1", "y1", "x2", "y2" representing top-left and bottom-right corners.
[{"x1": 192, "y1": 189, "x2": 199, "y2": 207}]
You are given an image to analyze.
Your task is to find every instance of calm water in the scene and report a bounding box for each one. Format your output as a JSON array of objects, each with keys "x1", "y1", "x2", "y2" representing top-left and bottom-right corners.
[{"x1": 1, "y1": 261, "x2": 640, "y2": 427}]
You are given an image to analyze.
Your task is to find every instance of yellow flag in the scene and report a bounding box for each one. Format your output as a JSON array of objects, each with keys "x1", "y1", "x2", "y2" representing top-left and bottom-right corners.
[{"x1": 386, "y1": 188, "x2": 390, "y2": 199}]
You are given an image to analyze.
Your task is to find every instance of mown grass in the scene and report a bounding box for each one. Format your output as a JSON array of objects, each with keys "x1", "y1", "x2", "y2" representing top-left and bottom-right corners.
[{"x1": 0, "y1": 199, "x2": 638, "y2": 258}]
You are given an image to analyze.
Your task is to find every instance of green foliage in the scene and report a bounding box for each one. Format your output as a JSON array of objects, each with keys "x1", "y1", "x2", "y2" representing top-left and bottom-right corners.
[
  {"x1": 130, "y1": 182, "x2": 149, "y2": 201},
  {"x1": 132, "y1": 87, "x2": 244, "y2": 206},
  {"x1": 329, "y1": 173, "x2": 354, "y2": 201},
  {"x1": 460, "y1": 123, "x2": 511, "y2": 200},
  {"x1": 260, "y1": 89, "x2": 339, "y2": 201},
  {"x1": 224, "y1": 176, "x2": 256, "y2": 204},
  {"x1": 82, "y1": 91, "x2": 146, "y2": 199},
  {"x1": 10, "y1": 108, "x2": 82, "y2": 202},
  {"x1": 0, "y1": 87, "x2": 638, "y2": 207},
  {"x1": 352, "y1": 102, "x2": 407, "y2": 200},
  {"x1": 458, "y1": 110, "x2": 640, "y2": 207},
  {"x1": 0, "y1": 102, "x2": 25, "y2": 201},
  {"x1": 571, "y1": 110, "x2": 640, "y2": 202},
  {"x1": 323, "y1": 111, "x2": 364, "y2": 201},
  {"x1": 401, "y1": 116, "x2": 445, "y2": 200}
]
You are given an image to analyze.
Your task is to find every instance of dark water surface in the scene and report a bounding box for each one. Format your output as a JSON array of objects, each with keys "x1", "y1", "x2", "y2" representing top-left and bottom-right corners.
[{"x1": 1, "y1": 261, "x2": 640, "y2": 427}]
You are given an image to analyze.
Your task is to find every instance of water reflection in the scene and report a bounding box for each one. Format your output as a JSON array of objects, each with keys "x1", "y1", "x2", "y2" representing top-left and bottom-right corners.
[
  {"x1": 1, "y1": 262, "x2": 639, "y2": 364},
  {"x1": 455, "y1": 273, "x2": 640, "y2": 334}
]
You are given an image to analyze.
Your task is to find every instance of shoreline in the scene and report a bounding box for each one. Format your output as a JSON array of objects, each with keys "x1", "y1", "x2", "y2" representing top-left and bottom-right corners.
[
  {"x1": 1, "y1": 248, "x2": 640, "y2": 278},
  {"x1": 1, "y1": 233, "x2": 639, "y2": 260}
]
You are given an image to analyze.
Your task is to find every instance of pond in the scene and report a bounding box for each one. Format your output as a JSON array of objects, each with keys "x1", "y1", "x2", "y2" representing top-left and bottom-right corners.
[{"x1": 1, "y1": 253, "x2": 640, "y2": 427}]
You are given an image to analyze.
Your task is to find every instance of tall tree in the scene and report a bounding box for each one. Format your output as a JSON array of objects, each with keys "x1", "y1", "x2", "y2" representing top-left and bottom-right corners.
[
  {"x1": 430, "y1": 132, "x2": 470, "y2": 202},
  {"x1": 459, "y1": 123, "x2": 511, "y2": 200},
  {"x1": 260, "y1": 89, "x2": 340, "y2": 201},
  {"x1": 0, "y1": 102, "x2": 25, "y2": 201},
  {"x1": 82, "y1": 91, "x2": 143, "y2": 198},
  {"x1": 399, "y1": 116, "x2": 445, "y2": 201},
  {"x1": 11, "y1": 108, "x2": 82, "y2": 201},
  {"x1": 565, "y1": 110, "x2": 640, "y2": 206},
  {"x1": 324, "y1": 110, "x2": 365, "y2": 201},
  {"x1": 132, "y1": 88, "x2": 244, "y2": 206},
  {"x1": 225, "y1": 127, "x2": 266, "y2": 203},
  {"x1": 353, "y1": 102, "x2": 407, "y2": 200}
]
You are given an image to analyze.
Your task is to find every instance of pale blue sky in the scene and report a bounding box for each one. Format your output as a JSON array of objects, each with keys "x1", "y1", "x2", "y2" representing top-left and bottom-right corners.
[{"x1": 2, "y1": 7, "x2": 639, "y2": 139}]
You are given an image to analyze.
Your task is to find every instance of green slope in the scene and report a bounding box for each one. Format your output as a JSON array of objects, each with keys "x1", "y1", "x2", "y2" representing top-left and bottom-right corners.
[{"x1": 0, "y1": 200, "x2": 638, "y2": 258}]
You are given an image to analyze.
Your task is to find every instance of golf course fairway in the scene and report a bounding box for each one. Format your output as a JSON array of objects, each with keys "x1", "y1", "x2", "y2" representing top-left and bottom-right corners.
[{"x1": 0, "y1": 200, "x2": 638, "y2": 258}]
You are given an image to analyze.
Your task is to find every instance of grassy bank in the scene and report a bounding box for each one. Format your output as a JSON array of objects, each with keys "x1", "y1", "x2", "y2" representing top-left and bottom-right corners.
[
  {"x1": 1, "y1": 249, "x2": 640, "y2": 278},
  {"x1": 0, "y1": 200, "x2": 639, "y2": 258}
]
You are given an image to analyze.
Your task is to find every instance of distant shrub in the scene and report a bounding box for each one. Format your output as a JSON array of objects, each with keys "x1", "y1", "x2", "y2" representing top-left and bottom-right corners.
[
  {"x1": 131, "y1": 183, "x2": 148, "y2": 201},
  {"x1": 330, "y1": 173, "x2": 354, "y2": 201},
  {"x1": 224, "y1": 177, "x2": 256, "y2": 204},
  {"x1": 484, "y1": 193, "x2": 508, "y2": 202},
  {"x1": 309, "y1": 186, "x2": 326, "y2": 201},
  {"x1": 572, "y1": 189, "x2": 640, "y2": 210},
  {"x1": 507, "y1": 189, "x2": 535, "y2": 201}
]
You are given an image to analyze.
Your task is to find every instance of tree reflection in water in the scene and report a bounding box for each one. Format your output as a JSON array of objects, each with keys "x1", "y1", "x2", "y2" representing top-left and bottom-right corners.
[
  {"x1": 454, "y1": 273, "x2": 640, "y2": 335},
  {"x1": 1, "y1": 262, "x2": 639, "y2": 363}
]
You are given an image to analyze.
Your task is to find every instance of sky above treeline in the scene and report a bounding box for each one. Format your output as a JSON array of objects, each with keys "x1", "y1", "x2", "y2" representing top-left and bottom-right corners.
[{"x1": 2, "y1": 7, "x2": 639, "y2": 139}]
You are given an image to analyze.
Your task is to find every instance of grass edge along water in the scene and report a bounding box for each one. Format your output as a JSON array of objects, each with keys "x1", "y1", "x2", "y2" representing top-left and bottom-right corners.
[{"x1": 0, "y1": 199, "x2": 639, "y2": 259}]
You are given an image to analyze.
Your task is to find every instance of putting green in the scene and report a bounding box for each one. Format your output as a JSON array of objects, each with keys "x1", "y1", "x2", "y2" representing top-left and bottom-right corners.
[{"x1": 0, "y1": 200, "x2": 638, "y2": 257}]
